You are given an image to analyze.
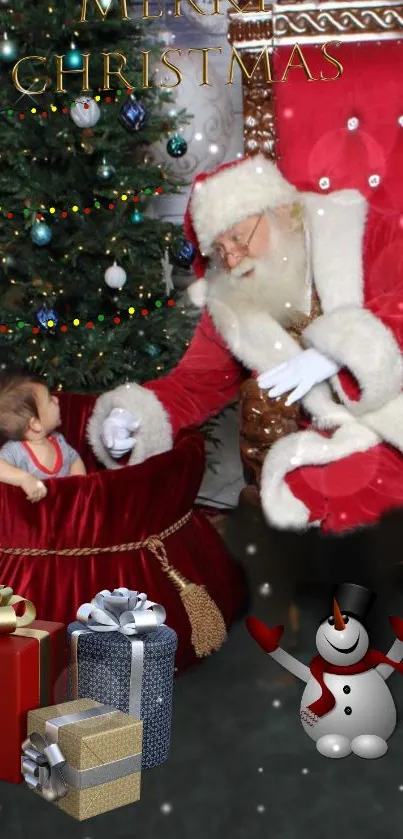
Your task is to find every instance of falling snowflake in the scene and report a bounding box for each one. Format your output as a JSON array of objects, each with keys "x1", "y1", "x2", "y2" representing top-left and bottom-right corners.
[
  {"x1": 246, "y1": 544, "x2": 257, "y2": 555},
  {"x1": 257, "y1": 767, "x2": 264, "y2": 773},
  {"x1": 259, "y1": 582, "x2": 272, "y2": 597},
  {"x1": 257, "y1": 805, "x2": 266, "y2": 814},
  {"x1": 161, "y1": 802, "x2": 173, "y2": 814},
  {"x1": 272, "y1": 699, "x2": 281, "y2": 708},
  {"x1": 301, "y1": 768, "x2": 309, "y2": 775}
]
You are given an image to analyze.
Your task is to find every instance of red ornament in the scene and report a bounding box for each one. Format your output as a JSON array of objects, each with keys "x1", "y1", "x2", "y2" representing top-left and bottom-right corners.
[
  {"x1": 84, "y1": 208, "x2": 91, "y2": 214},
  {"x1": 41, "y1": 112, "x2": 48, "y2": 118},
  {"x1": 141, "y1": 309, "x2": 149, "y2": 317},
  {"x1": 61, "y1": 211, "x2": 68, "y2": 218},
  {"x1": 108, "y1": 203, "x2": 115, "y2": 210},
  {"x1": 60, "y1": 325, "x2": 68, "y2": 332},
  {"x1": 133, "y1": 196, "x2": 140, "y2": 202},
  {"x1": 6, "y1": 213, "x2": 13, "y2": 219},
  {"x1": 62, "y1": 108, "x2": 68, "y2": 114},
  {"x1": 105, "y1": 97, "x2": 112, "y2": 103},
  {"x1": 113, "y1": 317, "x2": 121, "y2": 325},
  {"x1": 167, "y1": 299, "x2": 175, "y2": 307},
  {"x1": 0, "y1": 326, "x2": 7, "y2": 333},
  {"x1": 84, "y1": 103, "x2": 89, "y2": 110},
  {"x1": 86, "y1": 322, "x2": 94, "y2": 329},
  {"x1": 32, "y1": 327, "x2": 40, "y2": 334},
  {"x1": 19, "y1": 114, "x2": 25, "y2": 120}
]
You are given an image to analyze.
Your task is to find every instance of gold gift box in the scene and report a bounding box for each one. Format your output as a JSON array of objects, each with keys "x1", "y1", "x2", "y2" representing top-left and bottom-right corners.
[{"x1": 26, "y1": 699, "x2": 142, "y2": 820}]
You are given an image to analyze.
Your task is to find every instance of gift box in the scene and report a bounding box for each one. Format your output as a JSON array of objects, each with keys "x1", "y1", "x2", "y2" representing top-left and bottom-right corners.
[
  {"x1": 22, "y1": 698, "x2": 142, "y2": 820},
  {"x1": 67, "y1": 589, "x2": 177, "y2": 769},
  {"x1": 0, "y1": 585, "x2": 65, "y2": 784}
]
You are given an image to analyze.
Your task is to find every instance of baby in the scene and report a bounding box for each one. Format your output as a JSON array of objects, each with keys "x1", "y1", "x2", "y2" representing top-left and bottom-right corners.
[{"x1": 0, "y1": 372, "x2": 86, "y2": 502}]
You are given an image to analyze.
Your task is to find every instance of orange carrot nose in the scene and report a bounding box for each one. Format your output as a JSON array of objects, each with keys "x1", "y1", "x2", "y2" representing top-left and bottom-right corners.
[{"x1": 333, "y1": 598, "x2": 346, "y2": 631}]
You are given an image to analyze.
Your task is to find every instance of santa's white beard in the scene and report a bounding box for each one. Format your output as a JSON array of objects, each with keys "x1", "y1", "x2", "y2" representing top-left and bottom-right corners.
[{"x1": 209, "y1": 215, "x2": 308, "y2": 327}]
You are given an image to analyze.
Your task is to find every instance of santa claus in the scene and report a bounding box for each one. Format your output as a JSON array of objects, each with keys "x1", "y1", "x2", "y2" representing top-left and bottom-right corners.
[{"x1": 87, "y1": 154, "x2": 403, "y2": 536}]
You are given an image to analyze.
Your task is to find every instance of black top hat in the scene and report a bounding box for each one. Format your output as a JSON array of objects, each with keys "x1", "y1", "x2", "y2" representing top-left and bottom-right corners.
[{"x1": 333, "y1": 582, "x2": 376, "y2": 623}]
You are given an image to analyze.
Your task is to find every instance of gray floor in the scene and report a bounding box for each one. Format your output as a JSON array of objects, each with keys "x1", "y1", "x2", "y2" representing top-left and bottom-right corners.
[{"x1": 2, "y1": 506, "x2": 403, "y2": 839}]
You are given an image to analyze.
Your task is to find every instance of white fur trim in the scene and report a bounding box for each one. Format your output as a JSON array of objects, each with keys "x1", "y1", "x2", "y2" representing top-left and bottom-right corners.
[
  {"x1": 301, "y1": 382, "x2": 356, "y2": 430},
  {"x1": 191, "y1": 155, "x2": 297, "y2": 255},
  {"x1": 363, "y1": 392, "x2": 403, "y2": 454},
  {"x1": 86, "y1": 383, "x2": 173, "y2": 469},
  {"x1": 301, "y1": 189, "x2": 368, "y2": 312},
  {"x1": 260, "y1": 422, "x2": 380, "y2": 531},
  {"x1": 303, "y1": 307, "x2": 403, "y2": 415},
  {"x1": 188, "y1": 278, "x2": 208, "y2": 307}
]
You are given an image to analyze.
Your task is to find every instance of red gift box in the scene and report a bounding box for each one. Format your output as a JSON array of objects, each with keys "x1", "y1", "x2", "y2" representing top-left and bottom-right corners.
[{"x1": 0, "y1": 618, "x2": 66, "y2": 784}]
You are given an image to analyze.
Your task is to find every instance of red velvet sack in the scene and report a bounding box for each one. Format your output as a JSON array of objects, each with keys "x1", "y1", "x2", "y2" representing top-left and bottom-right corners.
[{"x1": 0, "y1": 393, "x2": 245, "y2": 672}]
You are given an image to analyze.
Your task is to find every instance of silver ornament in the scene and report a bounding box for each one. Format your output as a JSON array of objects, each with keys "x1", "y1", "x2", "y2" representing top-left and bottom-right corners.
[
  {"x1": 104, "y1": 260, "x2": 127, "y2": 289},
  {"x1": 70, "y1": 97, "x2": 101, "y2": 129}
]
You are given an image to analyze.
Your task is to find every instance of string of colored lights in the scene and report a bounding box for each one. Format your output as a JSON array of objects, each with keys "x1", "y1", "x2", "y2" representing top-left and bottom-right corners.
[
  {"x1": 0, "y1": 298, "x2": 176, "y2": 334},
  {"x1": 0, "y1": 89, "x2": 133, "y2": 116},
  {"x1": 1, "y1": 187, "x2": 165, "y2": 219}
]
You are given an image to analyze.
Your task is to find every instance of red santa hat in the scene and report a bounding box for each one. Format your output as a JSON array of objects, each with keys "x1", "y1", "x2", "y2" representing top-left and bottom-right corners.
[{"x1": 184, "y1": 154, "x2": 298, "y2": 306}]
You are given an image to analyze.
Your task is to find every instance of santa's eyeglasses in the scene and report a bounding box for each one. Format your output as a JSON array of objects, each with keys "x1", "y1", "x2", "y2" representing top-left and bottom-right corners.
[{"x1": 210, "y1": 214, "x2": 263, "y2": 266}]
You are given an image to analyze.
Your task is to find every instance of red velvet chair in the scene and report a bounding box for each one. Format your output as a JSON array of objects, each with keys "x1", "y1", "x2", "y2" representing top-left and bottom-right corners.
[
  {"x1": 273, "y1": 40, "x2": 403, "y2": 531},
  {"x1": 228, "y1": 2, "x2": 403, "y2": 531},
  {"x1": 0, "y1": 391, "x2": 246, "y2": 671}
]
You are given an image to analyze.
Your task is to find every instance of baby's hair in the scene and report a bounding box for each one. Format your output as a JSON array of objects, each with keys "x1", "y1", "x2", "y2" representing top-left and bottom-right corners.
[{"x1": 0, "y1": 370, "x2": 45, "y2": 441}]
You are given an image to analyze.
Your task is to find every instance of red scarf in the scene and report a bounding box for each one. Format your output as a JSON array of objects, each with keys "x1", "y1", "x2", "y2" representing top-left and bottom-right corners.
[{"x1": 308, "y1": 650, "x2": 403, "y2": 718}]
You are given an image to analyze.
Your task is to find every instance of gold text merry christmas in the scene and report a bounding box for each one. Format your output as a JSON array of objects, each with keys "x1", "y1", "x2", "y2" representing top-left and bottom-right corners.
[{"x1": 12, "y1": 0, "x2": 344, "y2": 94}]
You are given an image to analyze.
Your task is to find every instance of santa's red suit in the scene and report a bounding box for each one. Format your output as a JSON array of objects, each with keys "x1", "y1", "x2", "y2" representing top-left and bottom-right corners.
[{"x1": 88, "y1": 155, "x2": 403, "y2": 534}]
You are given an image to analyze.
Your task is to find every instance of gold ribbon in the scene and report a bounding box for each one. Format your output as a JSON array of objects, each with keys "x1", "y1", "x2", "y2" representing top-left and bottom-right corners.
[
  {"x1": 0, "y1": 585, "x2": 49, "y2": 705},
  {"x1": 15, "y1": 627, "x2": 51, "y2": 706},
  {"x1": 0, "y1": 584, "x2": 36, "y2": 634}
]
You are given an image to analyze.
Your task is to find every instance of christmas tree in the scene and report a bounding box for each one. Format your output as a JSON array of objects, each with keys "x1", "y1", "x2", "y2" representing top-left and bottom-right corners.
[{"x1": 0, "y1": 0, "x2": 197, "y2": 393}]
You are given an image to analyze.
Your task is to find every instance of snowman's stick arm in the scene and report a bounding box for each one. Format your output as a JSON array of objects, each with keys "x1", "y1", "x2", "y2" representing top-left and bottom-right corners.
[
  {"x1": 270, "y1": 647, "x2": 310, "y2": 683},
  {"x1": 376, "y1": 638, "x2": 403, "y2": 681}
]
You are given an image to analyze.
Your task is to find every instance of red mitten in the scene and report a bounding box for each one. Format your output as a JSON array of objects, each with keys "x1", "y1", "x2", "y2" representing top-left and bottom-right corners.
[
  {"x1": 389, "y1": 616, "x2": 403, "y2": 641},
  {"x1": 246, "y1": 616, "x2": 284, "y2": 653}
]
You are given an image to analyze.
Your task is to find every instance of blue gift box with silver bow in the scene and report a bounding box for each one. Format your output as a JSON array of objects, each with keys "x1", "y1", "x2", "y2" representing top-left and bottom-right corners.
[{"x1": 67, "y1": 589, "x2": 177, "y2": 770}]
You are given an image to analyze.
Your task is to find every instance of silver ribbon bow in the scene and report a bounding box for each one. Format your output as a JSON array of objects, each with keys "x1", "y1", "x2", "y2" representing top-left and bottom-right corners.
[
  {"x1": 76, "y1": 587, "x2": 166, "y2": 635},
  {"x1": 21, "y1": 733, "x2": 68, "y2": 802}
]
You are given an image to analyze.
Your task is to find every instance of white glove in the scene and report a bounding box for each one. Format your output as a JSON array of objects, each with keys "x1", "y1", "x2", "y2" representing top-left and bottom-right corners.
[
  {"x1": 102, "y1": 408, "x2": 141, "y2": 459},
  {"x1": 257, "y1": 348, "x2": 340, "y2": 406}
]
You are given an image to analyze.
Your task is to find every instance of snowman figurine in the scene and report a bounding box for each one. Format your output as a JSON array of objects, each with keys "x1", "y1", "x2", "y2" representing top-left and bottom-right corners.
[{"x1": 247, "y1": 583, "x2": 403, "y2": 759}]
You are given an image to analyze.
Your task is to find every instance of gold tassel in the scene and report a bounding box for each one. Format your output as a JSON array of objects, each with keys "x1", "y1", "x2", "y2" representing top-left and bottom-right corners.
[{"x1": 146, "y1": 538, "x2": 227, "y2": 658}]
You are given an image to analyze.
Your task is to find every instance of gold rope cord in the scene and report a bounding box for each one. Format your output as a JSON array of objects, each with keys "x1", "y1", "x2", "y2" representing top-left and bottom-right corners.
[
  {"x1": 0, "y1": 510, "x2": 193, "y2": 557},
  {"x1": 0, "y1": 509, "x2": 227, "y2": 658}
]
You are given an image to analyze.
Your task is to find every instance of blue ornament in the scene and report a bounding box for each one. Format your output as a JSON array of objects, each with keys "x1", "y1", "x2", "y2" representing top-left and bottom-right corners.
[
  {"x1": 130, "y1": 208, "x2": 144, "y2": 224},
  {"x1": 170, "y1": 239, "x2": 195, "y2": 269},
  {"x1": 0, "y1": 34, "x2": 18, "y2": 63},
  {"x1": 166, "y1": 134, "x2": 188, "y2": 158},
  {"x1": 36, "y1": 307, "x2": 58, "y2": 329},
  {"x1": 31, "y1": 222, "x2": 52, "y2": 246},
  {"x1": 96, "y1": 159, "x2": 116, "y2": 183},
  {"x1": 119, "y1": 94, "x2": 146, "y2": 132},
  {"x1": 64, "y1": 46, "x2": 84, "y2": 70},
  {"x1": 145, "y1": 343, "x2": 161, "y2": 357}
]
